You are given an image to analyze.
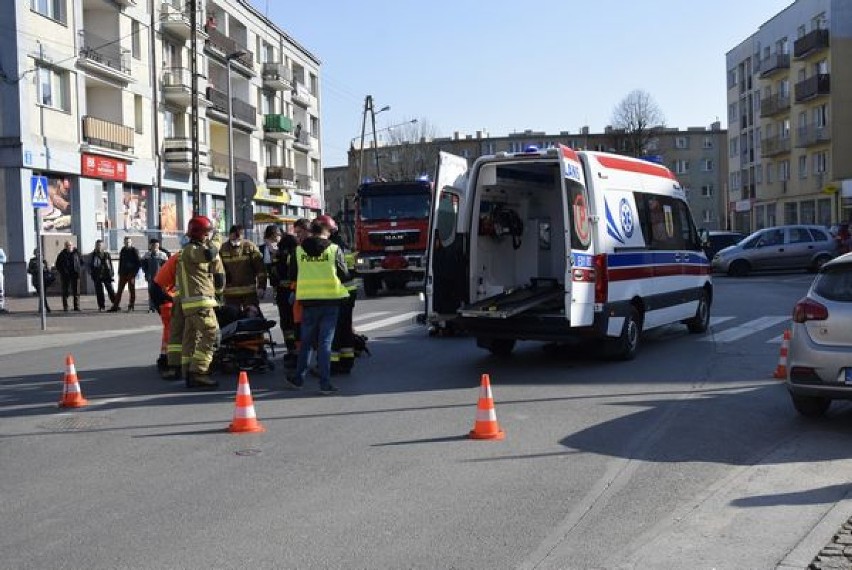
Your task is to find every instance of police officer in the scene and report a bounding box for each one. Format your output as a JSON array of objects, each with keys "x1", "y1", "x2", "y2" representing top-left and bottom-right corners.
[
  {"x1": 219, "y1": 224, "x2": 266, "y2": 313},
  {"x1": 177, "y1": 215, "x2": 225, "y2": 389},
  {"x1": 284, "y1": 215, "x2": 350, "y2": 394}
]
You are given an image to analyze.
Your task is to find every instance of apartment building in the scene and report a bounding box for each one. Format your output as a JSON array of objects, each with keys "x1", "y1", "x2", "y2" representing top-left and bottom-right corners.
[
  {"x1": 725, "y1": 0, "x2": 852, "y2": 234},
  {"x1": 0, "y1": 0, "x2": 322, "y2": 295},
  {"x1": 326, "y1": 124, "x2": 728, "y2": 231}
]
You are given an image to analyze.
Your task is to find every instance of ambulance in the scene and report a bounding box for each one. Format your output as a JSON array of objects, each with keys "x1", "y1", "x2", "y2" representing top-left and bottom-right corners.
[{"x1": 424, "y1": 145, "x2": 712, "y2": 359}]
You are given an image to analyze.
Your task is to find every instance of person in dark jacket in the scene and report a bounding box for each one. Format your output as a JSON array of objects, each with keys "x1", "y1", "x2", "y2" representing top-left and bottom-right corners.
[
  {"x1": 89, "y1": 239, "x2": 116, "y2": 312},
  {"x1": 55, "y1": 240, "x2": 82, "y2": 311},
  {"x1": 284, "y1": 215, "x2": 350, "y2": 395},
  {"x1": 110, "y1": 236, "x2": 141, "y2": 312},
  {"x1": 27, "y1": 249, "x2": 52, "y2": 313}
]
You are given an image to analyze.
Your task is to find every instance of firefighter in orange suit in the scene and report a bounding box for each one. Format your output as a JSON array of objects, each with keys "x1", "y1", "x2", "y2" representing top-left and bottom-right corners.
[
  {"x1": 177, "y1": 215, "x2": 225, "y2": 389},
  {"x1": 219, "y1": 224, "x2": 266, "y2": 312},
  {"x1": 154, "y1": 250, "x2": 180, "y2": 378}
]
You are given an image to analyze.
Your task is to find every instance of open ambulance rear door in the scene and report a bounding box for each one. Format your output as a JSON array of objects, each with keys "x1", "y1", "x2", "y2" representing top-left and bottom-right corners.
[
  {"x1": 425, "y1": 151, "x2": 470, "y2": 326},
  {"x1": 558, "y1": 145, "x2": 595, "y2": 327}
]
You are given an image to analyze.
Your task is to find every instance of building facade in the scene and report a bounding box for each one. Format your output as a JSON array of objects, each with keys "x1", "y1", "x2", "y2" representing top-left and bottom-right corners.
[
  {"x1": 0, "y1": 0, "x2": 322, "y2": 295},
  {"x1": 325, "y1": 124, "x2": 728, "y2": 233},
  {"x1": 726, "y1": 0, "x2": 852, "y2": 233}
]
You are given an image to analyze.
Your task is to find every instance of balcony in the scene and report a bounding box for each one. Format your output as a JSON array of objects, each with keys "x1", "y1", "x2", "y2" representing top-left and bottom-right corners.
[
  {"x1": 160, "y1": 2, "x2": 191, "y2": 41},
  {"x1": 758, "y1": 53, "x2": 790, "y2": 78},
  {"x1": 163, "y1": 137, "x2": 209, "y2": 171},
  {"x1": 796, "y1": 123, "x2": 831, "y2": 148},
  {"x1": 265, "y1": 165, "x2": 296, "y2": 189},
  {"x1": 292, "y1": 130, "x2": 312, "y2": 152},
  {"x1": 294, "y1": 173, "x2": 313, "y2": 195},
  {"x1": 759, "y1": 93, "x2": 790, "y2": 118},
  {"x1": 210, "y1": 151, "x2": 258, "y2": 180},
  {"x1": 263, "y1": 114, "x2": 293, "y2": 140},
  {"x1": 82, "y1": 116, "x2": 134, "y2": 153},
  {"x1": 205, "y1": 86, "x2": 257, "y2": 129},
  {"x1": 794, "y1": 73, "x2": 830, "y2": 102},
  {"x1": 794, "y1": 29, "x2": 829, "y2": 59},
  {"x1": 162, "y1": 67, "x2": 194, "y2": 107},
  {"x1": 78, "y1": 31, "x2": 133, "y2": 83},
  {"x1": 760, "y1": 135, "x2": 791, "y2": 158},
  {"x1": 204, "y1": 28, "x2": 254, "y2": 75},
  {"x1": 262, "y1": 63, "x2": 292, "y2": 91},
  {"x1": 291, "y1": 82, "x2": 314, "y2": 108}
]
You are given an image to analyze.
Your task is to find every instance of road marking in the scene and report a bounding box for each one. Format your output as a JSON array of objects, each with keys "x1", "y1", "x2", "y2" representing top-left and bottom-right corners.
[
  {"x1": 709, "y1": 316, "x2": 735, "y2": 327},
  {"x1": 353, "y1": 311, "x2": 391, "y2": 323},
  {"x1": 700, "y1": 316, "x2": 790, "y2": 343},
  {"x1": 356, "y1": 311, "x2": 420, "y2": 332}
]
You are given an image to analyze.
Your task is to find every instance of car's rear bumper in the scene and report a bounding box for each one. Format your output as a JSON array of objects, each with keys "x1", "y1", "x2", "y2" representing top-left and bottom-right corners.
[{"x1": 786, "y1": 325, "x2": 852, "y2": 398}]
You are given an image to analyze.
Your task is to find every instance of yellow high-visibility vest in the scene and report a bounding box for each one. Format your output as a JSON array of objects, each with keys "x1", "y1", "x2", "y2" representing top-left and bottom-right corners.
[{"x1": 295, "y1": 243, "x2": 349, "y2": 301}]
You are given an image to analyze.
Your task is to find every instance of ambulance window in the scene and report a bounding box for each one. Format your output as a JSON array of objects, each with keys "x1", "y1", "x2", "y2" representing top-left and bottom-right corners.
[
  {"x1": 435, "y1": 190, "x2": 459, "y2": 247},
  {"x1": 674, "y1": 199, "x2": 702, "y2": 251},
  {"x1": 567, "y1": 180, "x2": 591, "y2": 250},
  {"x1": 643, "y1": 194, "x2": 690, "y2": 250}
]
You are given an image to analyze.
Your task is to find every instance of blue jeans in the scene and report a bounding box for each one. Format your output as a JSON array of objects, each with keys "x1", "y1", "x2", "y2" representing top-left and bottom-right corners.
[{"x1": 294, "y1": 305, "x2": 340, "y2": 388}]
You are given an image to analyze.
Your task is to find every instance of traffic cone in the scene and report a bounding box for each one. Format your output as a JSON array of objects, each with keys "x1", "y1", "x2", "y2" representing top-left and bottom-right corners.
[
  {"x1": 469, "y1": 373, "x2": 505, "y2": 440},
  {"x1": 228, "y1": 371, "x2": 265, "y2": 433},
  {"x1": 58, "y1": 353, "x2": 88, "y2": 408},
  {"x1": 774, "y1": 329, "x2": 791, "y2": 379}
]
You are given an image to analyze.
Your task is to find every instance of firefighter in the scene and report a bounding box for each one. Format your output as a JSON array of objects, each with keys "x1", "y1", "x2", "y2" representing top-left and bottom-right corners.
[
  {"x1": 219, "y1": 224, "x2": 266, "y2": 312},
  {"x1": 277, "y1": 218, "x2": 311, "y2": 366},
  {"x1": 330, "y1": 225, "x2": 358, "y2": 374},
  {"x1": 154, "y1": 249, "x2": 181, "y2": 378},
  {"x1": 178, "y1": 215, "x2": 225, "y2": 389}
]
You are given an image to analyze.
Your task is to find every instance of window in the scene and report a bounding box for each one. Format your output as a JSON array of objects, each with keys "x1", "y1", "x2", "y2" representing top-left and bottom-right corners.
[
  {"x1": 702, "y1": 159, "x2": 713, "y2": 172},
  {"x1": 755, "y1": 165, "x2": 762, "y2": 184},
  {"x1": 797, "y1": 25, "x2": 806, "y2": 38},
  {"x1": 703, "y1": 136, "x2": 713, "y2": 149},
  {"x1": 673, "y1": 160, "x2": 689, "y2": 174},
  {"x1": 702, "y1": 209, "x2": 713, "y2": 223},
  {"x1": 483, "y1": 142, "x2": 495, "y2": 155},
  {"x1": 814, "y1": 152, "x2": 828, "y2": 174},
  {"x1": 728, "y1": 102, "x2": 737, "y2": 122},
  {"x1": 31, "y1": 0, "x2": 66, "y2": 23},
  {"x1": 163, "y1": 110, "x2": 175, "y2": 138},
  {"x1": 131, "y1": 20, "x2": 141, "y2": 60},
  {"x1": 635, "y1": 194, "x2": 699, "y2": 251},
  {"x1": 701, "y1": 184, "x2": 713, "y2": 197},
  {"x1": 310, "y1": 116, "x2": 319, "y2": 137},
  {"x1": 813, "y1": 12, "x2": 827, "y2": 30},
  {"x1": 789, "y1": 227, "x2": 813, "y2": 243},
  {"x1": 311, "y1": 158, "x2": 320, "y2": 180},
  {"x1": 261, "y1": 91, "x2": 274, "y2": 115},
  {"x1": 36, "y1": 65, "x2": 69, "y2": 111},
  {"x1": 780, "y1": 118, "x2": 790, "y2": 139},
  {"x1": 766, "y1": 163, "x2": 774, "y2": 183},
  {"x1": 813, "y1": 104, "x2": 827, "y2": 127},
  {"x1": 264, "y1": 143, "x2": 275, "y2": 167},
  {"x1": 198, "y1": 117, "x2": 207, "y2": 144},
  {"x1": 779, "y1": 160, "x2": 790, "y2": 181},
  {"x1": 800, "y1": 200, "x2": 816, "y2": 225},
  {"x1": 134, "y1": 95, "x2": 143, "y2": 134},
  {"x1": 675, "y1": 136, "x2": 689, "y2": 149},
  {"x1": 729, "y1": 137, "x2": 738, "y2": 157},
  {"x1": 784, "y1": 203, "x2": 798, "y2": 224},
  {"x1": 816, "y1": 59, "x2": 828, "y2": 74},
  {"x1": 798, "y1": 155, "x2": 808, "y2": 179}
]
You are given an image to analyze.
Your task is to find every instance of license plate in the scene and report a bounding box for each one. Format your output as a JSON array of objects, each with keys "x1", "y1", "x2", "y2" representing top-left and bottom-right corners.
[{"x1": 845, "y1": 369, "x2": 852, "y2": 385}]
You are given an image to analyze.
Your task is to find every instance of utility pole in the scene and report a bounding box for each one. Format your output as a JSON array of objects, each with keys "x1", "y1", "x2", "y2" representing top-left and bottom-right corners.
[
  {"x1": 190, "y1": 0, "x2": 200, "y2": 214},
  {"x1": 357, "y1": 95, "x2": 383, "y2": 184}
]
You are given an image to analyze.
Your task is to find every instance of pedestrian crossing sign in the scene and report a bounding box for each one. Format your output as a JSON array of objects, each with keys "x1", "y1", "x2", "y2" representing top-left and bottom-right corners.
[{"x1": 31, "y1": 176, "x2": 49, "y2": 208}]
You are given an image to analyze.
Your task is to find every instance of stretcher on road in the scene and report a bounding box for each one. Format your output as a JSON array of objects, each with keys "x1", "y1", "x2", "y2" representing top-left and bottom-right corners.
[{"x1": 458, "y1": 278, "x2": 564, "y2": 319}]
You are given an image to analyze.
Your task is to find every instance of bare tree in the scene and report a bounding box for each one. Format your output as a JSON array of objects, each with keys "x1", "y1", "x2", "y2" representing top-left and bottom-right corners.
[
  {"x1": 610, "y1": 89, "x2": 665, "y2": 157},
  {"x1": 378, "y1": 119, "x2": 440, "y2": 181}
]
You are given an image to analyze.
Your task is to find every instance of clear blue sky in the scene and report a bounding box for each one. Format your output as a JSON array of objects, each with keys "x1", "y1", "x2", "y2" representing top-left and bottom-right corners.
[{"x1": 250, "y1": 0, "x2": 794, "y2": 166}]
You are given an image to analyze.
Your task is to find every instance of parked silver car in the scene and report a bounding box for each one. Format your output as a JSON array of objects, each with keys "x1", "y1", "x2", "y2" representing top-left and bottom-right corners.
[
  {"x1": 711, "y1": 225, "x2": 837, "y2": 276},
  {"x1": 786, "y1": 252, "x2": 852, "y2": 417}
]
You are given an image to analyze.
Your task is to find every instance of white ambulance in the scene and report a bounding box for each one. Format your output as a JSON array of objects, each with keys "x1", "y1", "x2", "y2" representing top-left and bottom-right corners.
[{"x1": 424, "y1": 145, "x2": 712, "y2": 359}]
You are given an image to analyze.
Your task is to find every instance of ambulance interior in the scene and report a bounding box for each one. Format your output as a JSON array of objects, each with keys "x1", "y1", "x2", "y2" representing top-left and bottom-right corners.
[{"x1": 469, "y1": 159, "x2": 567, "y2": 312}]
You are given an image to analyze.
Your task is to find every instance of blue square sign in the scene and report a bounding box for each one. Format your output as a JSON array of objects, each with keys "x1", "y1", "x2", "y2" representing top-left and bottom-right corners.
[{"x1": 31, "y1": 176, "x2": 50, "y2": 208}]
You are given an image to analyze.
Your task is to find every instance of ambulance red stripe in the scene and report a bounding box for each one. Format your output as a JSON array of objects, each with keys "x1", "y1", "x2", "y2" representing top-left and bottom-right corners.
[{"x1": 596, "y1": 155, "x2": 677, "y2": 180}]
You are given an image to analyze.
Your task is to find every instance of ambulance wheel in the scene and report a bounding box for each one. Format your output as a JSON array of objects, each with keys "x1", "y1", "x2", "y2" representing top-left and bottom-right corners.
[
  {"x1": 605, "y1": 308, "x2": 640, "y2": 361},
  {"x1": 686, "y1": 291, "x2": 710, "y2": 334},
  {"x1": 363, "y1": 276, "x2": 380, "y2": 297}
]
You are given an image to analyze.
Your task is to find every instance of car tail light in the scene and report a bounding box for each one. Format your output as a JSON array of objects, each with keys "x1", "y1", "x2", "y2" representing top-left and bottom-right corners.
[
  {"x1": 792, "y1": 297, "x2": 828, "y2": 323},
  {"x1": 593, "y1": 254, "x2": 608, "y2": 304}
]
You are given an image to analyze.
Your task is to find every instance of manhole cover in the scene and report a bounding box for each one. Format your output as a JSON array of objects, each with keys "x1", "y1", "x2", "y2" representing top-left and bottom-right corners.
[
  {"x1": 39, "y1": 415, "x2": 112, "y2": 432},
  {"x1": 235, "y1": 448, "x2": 262, "y2": 457}
]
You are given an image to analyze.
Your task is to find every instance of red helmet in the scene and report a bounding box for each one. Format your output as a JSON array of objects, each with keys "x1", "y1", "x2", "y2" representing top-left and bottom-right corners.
[
  {"x1": 314, "y1": 214, "x2": 338, "y2": 232},
  {"x1": 187, "y1": 215, "x2": 213, "y2": 240}
]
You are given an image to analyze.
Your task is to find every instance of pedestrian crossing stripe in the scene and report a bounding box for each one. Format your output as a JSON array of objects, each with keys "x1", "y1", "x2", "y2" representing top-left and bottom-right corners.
[{"x1": 700, "y1": 315, "x2": 791, "y2": 343}]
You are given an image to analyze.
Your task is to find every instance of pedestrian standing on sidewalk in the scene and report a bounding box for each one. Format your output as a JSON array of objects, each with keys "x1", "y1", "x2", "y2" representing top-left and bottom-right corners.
[
  {"x1": 284, "y1": 215, "x2": 350, "y2": 395},
  {"x1": 110, "y1": 236, "x2": 141, "y2": 312},
  {"x1": 27, "y1": 249, "x2": 52, "y2": 313},
  {"x1": 0, "y1": 245, "x2": 7, "y2": 314},
  {"x1": 55, "y1": 240, "x2": 82, "y2": 312},
  {"x1": 89, "y1": 239, "x2": 116, "y2": 312},
  {"x1": 141, "y1": 238, "x2": 168, "y2": 312}
]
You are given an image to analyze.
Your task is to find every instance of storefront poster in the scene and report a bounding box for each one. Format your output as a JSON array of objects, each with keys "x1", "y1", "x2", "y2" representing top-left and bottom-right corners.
[
  {"x1": 123, "y1": 187, "x2": 148, "y2": 231},
  {"x1": 41, "y1": 177, "x2": 73, "y2": 233},
  {"x1": 211, "y1": 197, "x2": 226, "y2": 233},
  {"x1": 160, "y1": 192, "x2": 179, "y2": 233}
]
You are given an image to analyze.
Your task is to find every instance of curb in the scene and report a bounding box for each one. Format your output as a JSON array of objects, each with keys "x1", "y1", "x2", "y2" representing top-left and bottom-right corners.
[{"x1": 777, "y1": 487, "x2": 852, "y2": 568}]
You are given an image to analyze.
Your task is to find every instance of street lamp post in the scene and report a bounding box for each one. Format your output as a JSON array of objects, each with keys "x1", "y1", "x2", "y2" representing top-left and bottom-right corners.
[{"x1": 226, "y1": 50, "x2": 246, "y2": 229}]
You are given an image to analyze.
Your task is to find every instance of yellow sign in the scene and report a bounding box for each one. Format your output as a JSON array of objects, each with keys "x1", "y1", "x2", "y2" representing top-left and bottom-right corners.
[
  {"x1": 253, "y1": 184, "x2": 291, "y2": 204},
  {"x1": 823, "y1": 183, "x2": 839, "y2": 195}
]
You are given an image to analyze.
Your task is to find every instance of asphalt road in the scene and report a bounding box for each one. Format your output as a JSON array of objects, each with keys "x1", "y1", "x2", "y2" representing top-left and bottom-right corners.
[{"x1": 1, "y1": 274, "x2": 851, "y2": 569}]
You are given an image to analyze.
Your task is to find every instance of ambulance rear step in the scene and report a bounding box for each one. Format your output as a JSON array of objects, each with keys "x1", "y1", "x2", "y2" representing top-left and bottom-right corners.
[{"x1": 458, "y1": 278, "x2": 563, "y2": 319}]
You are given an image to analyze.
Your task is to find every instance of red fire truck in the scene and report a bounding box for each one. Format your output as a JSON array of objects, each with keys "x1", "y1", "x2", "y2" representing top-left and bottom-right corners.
[{"x1": 354, "y1": 179, "x2": 432, "y2": 296}]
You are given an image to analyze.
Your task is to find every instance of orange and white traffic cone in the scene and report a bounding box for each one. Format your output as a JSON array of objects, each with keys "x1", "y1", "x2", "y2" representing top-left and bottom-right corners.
[
  {"x1": 469, "y1": 373, "x2": 505, "y2": 440},
  {"x1": 58, "y1": 353, "x2": 88, "y2": 408},
  {"x1": 774, "y1": 329, "x2": 791, "y2": 380},
  {"x1": 228, "y1": 371, "x2": 265, "y2": 433}
]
